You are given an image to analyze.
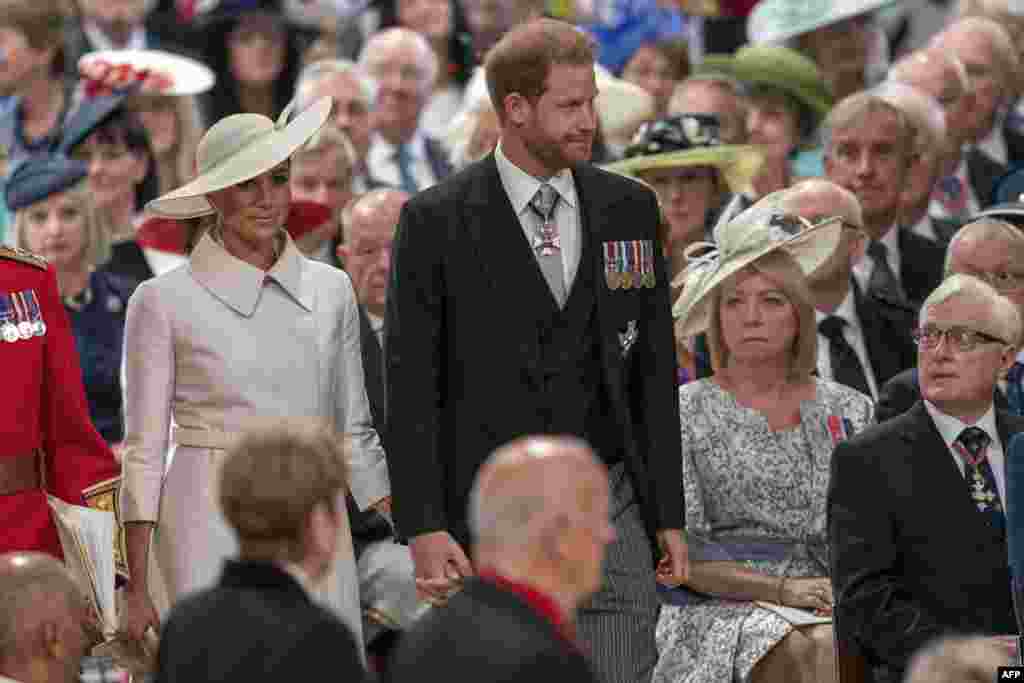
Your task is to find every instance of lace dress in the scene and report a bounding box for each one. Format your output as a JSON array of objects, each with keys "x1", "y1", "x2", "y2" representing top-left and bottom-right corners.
[{"x1": 653, "y1": 378, "x2": 874, "y2": 683}]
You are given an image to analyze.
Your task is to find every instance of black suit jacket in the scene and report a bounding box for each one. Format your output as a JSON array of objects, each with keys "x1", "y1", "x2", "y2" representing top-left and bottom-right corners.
[
  {"x1": 384, "y1": 154, "x2": 684, "y2": 546},
  {"x1": 852, "y1": 279, "x2": 917, "y2": 389},
  {"x1": 828, "y1": 403, "x2": 1023, "y2": 682},
  {"x1": 154, "y1": 561, "x2": 364, "y2": 683},
  {"x1": 876, "y1": 368, "x2": 1010, "y2": 423},
  {"x1": 384, "y1": 578, "x2": 596, "y2": 683},
  {"x1": 967, "y1": 146, "x2": 1007, "y2": 209},
  {"x1": 897, "y1": 228, "x2": 945, "y2": 307},
  {"x1": 1005, "y1": 122, "x2": 1024, "y2": 168}
]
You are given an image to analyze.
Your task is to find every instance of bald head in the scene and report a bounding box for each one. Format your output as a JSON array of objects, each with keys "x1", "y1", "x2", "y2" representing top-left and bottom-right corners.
[
  {"x1": 0, "y1": 553, "x2": 90, "y2": 679},
  {"x1": 668, "y1": 77, "x2": 748, "y2": 144},
  {"x1": 888, "y1": 49, "x2": 974, "y2": 147},
  {"x1": 339, "y1": 188, "x2": 409, "y2": 314},
  {"x1": 777, "y1": 178, "x2": 863, "y2": 228}
]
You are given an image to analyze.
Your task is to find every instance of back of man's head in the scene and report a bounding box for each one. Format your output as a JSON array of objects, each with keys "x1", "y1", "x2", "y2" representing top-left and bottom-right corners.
[
  {"x1": 219, "y1": 420, "x2": 350, "y2": 569},
  {"x1": 468, "y1": 436, "x2": 612, "y2": 606},
  {"x1": 0, "y1": 552, "x2": 90, "y2": 683}
]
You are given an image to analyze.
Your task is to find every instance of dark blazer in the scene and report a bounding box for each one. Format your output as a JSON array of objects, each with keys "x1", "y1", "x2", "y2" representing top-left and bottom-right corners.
[
  {"x1": 1005, "y1": 122, "x2": 1024, "y2": 168},
  {"x1": 384, "y1": 577, "x2": 596, "y2": 683},
  {"x1": 828, "y1": 403, "x2": 1024, "y2": 683},
  {"x1": 424, "y1": 135, "x2": 454, "y2": 185},
  {"x1": 876, "y1": 368, "x2": 1009, "y2": 423},
  {"x1": 852, "y1": 279, "x2": 918, "y2": 388},
  {"x1": 967, "y1": 146, "x2": 1007, "y2": 209},
  {"x1": 897, "y1": 228, "x2": 946, "y2": 306},
  {"x1": 931, "y1": 216, "x2": 961, "y2": 244},
  {"x1": 385, "y1": 154, "x2": 684, "y2": 546},
  {"x1": 154, "y1": 560, "x2": 364, "y2": 683}
]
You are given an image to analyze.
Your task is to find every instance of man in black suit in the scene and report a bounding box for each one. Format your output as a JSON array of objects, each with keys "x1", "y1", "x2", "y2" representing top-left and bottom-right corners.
[
  {"x1": 824, "y1": 91, "x2": 945, "y2": 311},
  {"x1": 359, "y1": 28, "x2": 453, "y2": 194},
  {"x1": 877, "y1": 218, "x2": 1024, "y2": 421},
  {"x1": 154, "y1": 421, "x2": 364, "y2": 683},
  {"x1": 385, "y1": 18, "x2": 686, "y2": 683},
  {"x1": 829, "y1": 274, "x2": 1024, "y2": 683},
  {"x1": 385, "y1": 436, "x2": 611, "y2": 683},
  {"x1": 775, "y1": 179, "x2": 916, "y2": 399},
  {"x1": 337, "y1": 189, "x2": 420, "y2": 647}
]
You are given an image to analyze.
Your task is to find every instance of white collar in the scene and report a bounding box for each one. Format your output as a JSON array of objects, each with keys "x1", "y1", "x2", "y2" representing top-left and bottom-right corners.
[
  {"x1": 816, "y1": 288, "x2": 860, "y2": 330},
  {"x1": 281, "y1": 562, "x2": 315, "y2": 596},
  {"x1": 924, "y1": 400, "x2": 998, "y2": 448},
  {"x1": 366, "y1": 310, "x2": 384, "y2": 332},
  {"x1": 0, "y1": 675, "x2": 22, "y2": 683},
  {"x1": 1016, "y1": 349, "x2": 1024, "y2": 364},
  {"x1": 189, "y1": 230, "x2": 313, "y2": 317},
  {"x1": 369, "y1": 131, "x2": 427, "y2": 167},
  {"x1": 83, "y1": 20, "x2": 146, "y2": 51},
  {"x1": 878, "y1": 222, "x2": 900, "y2": 253},
  {"x1": 494, "y1": 140, "x2": 577, "y2": 215}
]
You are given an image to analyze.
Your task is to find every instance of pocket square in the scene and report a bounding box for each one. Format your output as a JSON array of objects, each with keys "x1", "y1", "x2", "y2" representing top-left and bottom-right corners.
[{"x1": 618, "y1": 320, "x2": 638, "y2": 357}]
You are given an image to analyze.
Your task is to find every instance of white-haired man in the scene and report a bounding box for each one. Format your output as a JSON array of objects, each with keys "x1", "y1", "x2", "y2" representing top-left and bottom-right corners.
[
  {"x1": 931, "y1": 17, "x2": 1024, "y2": 167},
  {"x1": 385, "y1": 436, "x2": 611, "y2": 683},
  {"x1": 889, "y1": 49, "x2": 1002, "y2": 220},
  {"x1": 774, "y1": 179, "x2": 916, "y2": 399},
  {"x1": 877, "y1": 218, "x2": 1024, "y2": 421},
  {"x1": 358, "y1": 28, "x2": 453, "y2": 195},
  {"x1": 295, "y1": 59, "x2": 380, "y2": 192},
  {"x1": 830, "y1": 273, "x2": 1024, "y2": 683}
]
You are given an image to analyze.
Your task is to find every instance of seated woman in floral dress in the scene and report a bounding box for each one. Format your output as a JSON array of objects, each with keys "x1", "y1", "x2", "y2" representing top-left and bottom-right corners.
[{"x1": 654, "y1": 204, "x2": 873, "y2": 683}]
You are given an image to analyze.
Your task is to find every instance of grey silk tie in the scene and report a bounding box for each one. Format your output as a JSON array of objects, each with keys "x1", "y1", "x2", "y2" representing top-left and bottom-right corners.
[{"x1": 528, "y1": 183, "x2": 566, "y2": 307}]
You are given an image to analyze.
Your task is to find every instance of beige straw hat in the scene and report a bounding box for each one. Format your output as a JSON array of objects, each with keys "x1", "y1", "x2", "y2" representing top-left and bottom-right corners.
[
  {"x1": 672, "y1": 203, "x2": 842, "y2": 339},
  {"x1": 146, "y1": 96, "x2": 332, "y2": 219}
]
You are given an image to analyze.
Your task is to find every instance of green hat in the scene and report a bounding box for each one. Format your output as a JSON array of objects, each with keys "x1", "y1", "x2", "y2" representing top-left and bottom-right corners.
[
  {"x1": 603, "y1": 114, "x2": 764, "y2": 195},
  {"x1": 747, "y1": 0, "x2": 896, "y2": 45},
  {"x1": 699, "y1": 46, "x2": 833, "y2": 125}
]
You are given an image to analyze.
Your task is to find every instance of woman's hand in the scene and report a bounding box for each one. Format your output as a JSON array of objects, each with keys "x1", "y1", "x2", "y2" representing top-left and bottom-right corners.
[
  {"x1": 779, "y1": 577, "x2": 833, "y2": 614},
  {"x1": 120, "y1": 584, "x2": 160, "y2": 642}
]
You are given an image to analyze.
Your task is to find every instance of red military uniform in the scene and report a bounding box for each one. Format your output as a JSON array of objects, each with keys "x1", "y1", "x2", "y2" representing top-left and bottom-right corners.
[{"x1": 0, "y1": 246, "x2": 119, "y2": 558}]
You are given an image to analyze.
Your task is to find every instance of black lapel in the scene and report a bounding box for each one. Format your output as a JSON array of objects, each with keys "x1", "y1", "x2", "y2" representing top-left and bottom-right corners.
[
  {"x1": 852, "y1": 278, "x2": 910, "y2": 382},
  {"x1": 967, "y1": 148, "x2": 1006, "y2": 208},
  {"x1": 463, "y1": 155, "x2": 562, "y2": 321},
  {"x1": 357, "y1": 304, "x2": 386, "y2": 431}
]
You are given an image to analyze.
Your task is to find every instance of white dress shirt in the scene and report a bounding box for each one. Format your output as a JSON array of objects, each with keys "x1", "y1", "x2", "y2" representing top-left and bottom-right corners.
[
  {"x1": 924, "y1": 401, "x2": 1006, "y2": 505},
  {"x1": 493, "y1": 141, "x2": 581, "y2": 289},
  {"x1": 83, "y1": 21, "x2": 147, "y2": 51},
  {"x1": 366, "y1": 131, "x2": 440, "y2": 193},
  {"x1": 929, "y1": 156, "x2": 980, "y2": 220},
  {"x1": 815, "y1": 290, "x2": 880, "y2": 400},
  {"x1": 367, "y1": 310, "x2": 384, "y2": 347},
  {"x1": 852, "y1": 222, "x2": 901, "y2": 295}
]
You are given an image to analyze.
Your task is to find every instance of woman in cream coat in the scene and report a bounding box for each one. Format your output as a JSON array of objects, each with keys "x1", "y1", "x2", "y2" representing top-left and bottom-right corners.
[{"x1": 119, "y1": 98, "x2": 389, "y2": 646}]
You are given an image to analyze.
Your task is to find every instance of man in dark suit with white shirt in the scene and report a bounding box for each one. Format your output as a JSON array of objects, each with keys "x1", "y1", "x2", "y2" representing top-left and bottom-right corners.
[
  {"x1": 385, "y1": 18, "x2": 686, "y2": 683},
  {"x1": 774, "y1": 179, "x2": 917, "y2": 399},
  {"x1": 876, "y1": 218, "x2": 1024, "y2": 421},
  {"x1": 830, "y1": 274, "x2": 1024, "y2": 683},
  {"x1": 824, "y1": 92, "x2": 946, "y2": 314},
  {"x1": 358, "y1": 28, "x2": 453, "y2": 194}
]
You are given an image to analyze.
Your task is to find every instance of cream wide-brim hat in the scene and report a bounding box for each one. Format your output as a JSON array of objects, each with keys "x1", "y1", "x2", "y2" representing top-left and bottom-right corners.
[
  {"x1": 603, "y1": 145, "x2": 765, "y2": 196},
  {"x1": 672, "y1": 203, "x2": 843, "y2": 339},
  {"x1": 747, "y1": 0, "x2": 896, "y2": 45},
  {"x1": 146, "y1": 96, "x2": 332, "y2": 219}
]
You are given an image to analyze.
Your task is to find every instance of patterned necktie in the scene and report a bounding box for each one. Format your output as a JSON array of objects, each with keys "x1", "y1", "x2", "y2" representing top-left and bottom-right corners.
[
  {"x1": 866, "y1": 241, "x2": 907, "y2": 304},
  {"x1": 395, "y1": 143, "x2": 419, "y2": 195},
  {"x1": 528, "y1": 183, "x2": 566, "y2": 307},
  {"x1": 933, "y1": 174, "x2": 967, "y2": 217},
  {"x1": 955, "y1": 426, "x2": 1004, "y2": 531},
  {"x1": 1008, "y1": 362, "x2": 1024, "y2": 416},
  {"x1": 818, "y1": 316, "x2": 872, "y2": 397}
]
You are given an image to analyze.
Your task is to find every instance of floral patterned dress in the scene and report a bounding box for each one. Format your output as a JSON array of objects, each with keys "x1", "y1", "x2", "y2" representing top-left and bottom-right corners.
[{"x1": 653, "y1": 378, "x2": 874, "y2": 683}]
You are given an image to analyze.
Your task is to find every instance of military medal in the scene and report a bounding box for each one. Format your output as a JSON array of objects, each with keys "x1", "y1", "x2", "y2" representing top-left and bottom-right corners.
[
  {"x1": 532, "y1": 219, "x2": 561, "y2": 257},
  {"x1": 12, "y1": 292, "x2": 33, "y2": 340},
  {"x1": 0, "y1": 294, "x2": 18, "y2": 343},
  {"x1": 604, "y1": 242, "x2": 621, "y2": 289},
  {"x1": 26, "y1": 291, "x2": 45, "y2": 336},
  {"x1": 641, "y1": 240, "x2": 656, "y2": 288},
  {"x1": 620, "y1": 241, "x2": 634, "y2": 290}
]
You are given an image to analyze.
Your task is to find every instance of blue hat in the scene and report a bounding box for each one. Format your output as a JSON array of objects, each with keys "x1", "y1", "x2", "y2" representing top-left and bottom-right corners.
[
  {"x1": 991, "y1": 167, "x2": 1024, "y2": 205},
  {"x1": 57, "y1": 90, "x2": 135, "y2": 155},
  {"x1": 4, "y1": 155, "x2": 90, "y2": 212}
]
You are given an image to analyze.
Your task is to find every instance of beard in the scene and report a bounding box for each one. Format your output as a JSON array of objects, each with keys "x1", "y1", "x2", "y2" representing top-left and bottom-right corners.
[{"x1": 521, "y1": 127, "x2": 592, "y2": 176}]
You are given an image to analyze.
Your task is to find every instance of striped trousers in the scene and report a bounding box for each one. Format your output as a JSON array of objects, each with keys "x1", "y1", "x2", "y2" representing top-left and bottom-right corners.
[{"x1": 577, "y1": 462, "x2": 660, "y2": 683}]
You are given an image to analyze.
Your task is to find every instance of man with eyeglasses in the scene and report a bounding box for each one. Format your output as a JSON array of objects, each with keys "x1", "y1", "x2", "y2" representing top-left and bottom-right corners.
[
  {"x1": 829, "y1": 273, "x2": 1024, "y2": 683},
  {"x1": 358, "y1": 28, "x2": 453, "y2": 195},
  {"x1": 877, "y1": 218, "x2": 1024, "y2": 421},
  {"x1": 775, "y1": 179, "x2": 917, "y2": 400}
]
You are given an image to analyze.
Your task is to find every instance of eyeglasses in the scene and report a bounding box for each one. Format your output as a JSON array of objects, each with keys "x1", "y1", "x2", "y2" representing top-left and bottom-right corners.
[{"x1": 911, "y1": 325, "x2": 1010, "y2": 352}]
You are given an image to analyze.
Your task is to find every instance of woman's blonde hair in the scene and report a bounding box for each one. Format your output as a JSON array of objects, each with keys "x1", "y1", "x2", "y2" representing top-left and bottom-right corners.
[
  {"x1": 127, "y1": 94, "x2": 204, "y2": 195},
  {"x1": 706, "y1": 249, "x2": 817, "y2": 379},
  {"x1": 12, "y1": 181, "x2": 110, "y2": 274},
  {"x1": 292, "y1": 123, "x2": 357, "y2": 188}
]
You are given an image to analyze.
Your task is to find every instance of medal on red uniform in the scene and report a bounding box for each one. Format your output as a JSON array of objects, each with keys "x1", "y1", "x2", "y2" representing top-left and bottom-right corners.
[
  {"x1": 0, "y1": 294, "x2": 17, "y2": 343},
  {"x1": 25, "y1": 291, "x2": 46, "y2": 337},
  {"x1": 11, "y1": 292, "x2": 34, "y2": 340}
]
